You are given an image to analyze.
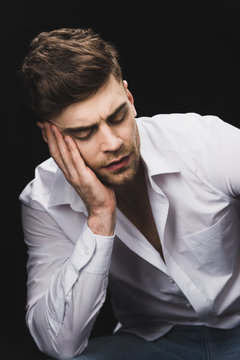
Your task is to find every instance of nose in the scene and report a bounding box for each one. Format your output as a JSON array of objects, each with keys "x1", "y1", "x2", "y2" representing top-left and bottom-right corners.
[{"x1": 99, "y1": 124, "x2": 123, "y2": 152}]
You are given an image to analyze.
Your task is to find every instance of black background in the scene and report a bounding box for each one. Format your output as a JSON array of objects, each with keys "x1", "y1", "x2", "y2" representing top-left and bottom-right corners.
[{"x1": 2, "y1": 2, "x2": 240, "y2": 359}]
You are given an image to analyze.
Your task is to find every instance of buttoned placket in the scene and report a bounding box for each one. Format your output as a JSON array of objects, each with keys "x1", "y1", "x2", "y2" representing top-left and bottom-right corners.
[
  {"x1": 168, "y1": 276, "x2": 193, "y2": 308},
  {"x1": 146, "y1": 173, "x2": 213, "y2": 318}
]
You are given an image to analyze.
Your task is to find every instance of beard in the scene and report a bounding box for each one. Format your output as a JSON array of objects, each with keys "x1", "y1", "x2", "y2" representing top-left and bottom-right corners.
[
  {"x1": 96, "y1": 151, "x2": 140, "y2": 188},
  {"x1": 88, "y1": 132, "x2": 141, "y2": 188}
]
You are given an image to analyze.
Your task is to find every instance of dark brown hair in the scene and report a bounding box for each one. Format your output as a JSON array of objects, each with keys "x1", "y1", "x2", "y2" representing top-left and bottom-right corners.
[{"x1": 20, "y1": 28, "x2": 122, "y2": 121}]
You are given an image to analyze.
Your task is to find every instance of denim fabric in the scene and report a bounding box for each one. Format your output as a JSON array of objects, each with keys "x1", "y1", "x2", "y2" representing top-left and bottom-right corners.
[{"x1": 47, "y1": 324, "x2": 240, "y2": 359}]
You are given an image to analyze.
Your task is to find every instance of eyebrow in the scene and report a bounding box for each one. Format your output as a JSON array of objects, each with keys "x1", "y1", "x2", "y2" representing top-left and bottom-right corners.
[{"x1": 61, "y1": 101, "x2": 128, "y2": 135}]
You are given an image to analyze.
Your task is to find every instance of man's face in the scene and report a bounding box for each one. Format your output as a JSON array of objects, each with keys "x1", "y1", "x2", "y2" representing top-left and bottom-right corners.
[{"x1": 51, "y1": 75, "x2": 140, "y2": 187}]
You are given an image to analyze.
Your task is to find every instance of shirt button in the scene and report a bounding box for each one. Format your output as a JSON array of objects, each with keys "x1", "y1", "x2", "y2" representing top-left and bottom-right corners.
[
  {"x1": 185, "y1": 302, "x2": 191, "y2": 308},
  {"x1": 169, "y1": 278, "x2": 175, "y2": 284}
]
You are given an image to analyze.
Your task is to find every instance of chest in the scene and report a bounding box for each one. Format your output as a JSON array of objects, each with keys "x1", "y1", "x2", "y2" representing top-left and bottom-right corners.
[{"x1": 116, "y1": 187, "x2": 164, "y2": 259}]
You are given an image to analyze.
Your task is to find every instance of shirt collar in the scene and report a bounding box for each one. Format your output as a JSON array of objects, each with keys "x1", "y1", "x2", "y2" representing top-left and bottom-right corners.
[
  {"x1": 48, "y1": 119, "x2": 180, "y2": 210},
  {"x1": 48, "y1": 166, "x2": 87, "y2": 212},
  {"x1": 137, "y1": 119, "x2": 180, "y2": 176}
]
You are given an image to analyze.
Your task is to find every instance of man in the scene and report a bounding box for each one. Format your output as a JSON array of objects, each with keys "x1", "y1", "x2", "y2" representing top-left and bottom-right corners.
[{"x1": 19, "y1": 28, "x2": 240, "y2": 360}]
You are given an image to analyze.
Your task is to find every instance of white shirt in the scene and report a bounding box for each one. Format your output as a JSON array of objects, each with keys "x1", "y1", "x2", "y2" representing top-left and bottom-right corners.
[{"x1": 20, "y1": 112, "x2": 240, "y2": 360}]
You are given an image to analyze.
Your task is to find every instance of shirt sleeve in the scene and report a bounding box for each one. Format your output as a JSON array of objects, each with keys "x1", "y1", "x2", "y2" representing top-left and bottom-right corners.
[
  {"x1": 202, "y1": 116, "x2": 240, "y2": 199},
  {"x1": 21, "y1": 203, "x2": 115, "y2": 360}
]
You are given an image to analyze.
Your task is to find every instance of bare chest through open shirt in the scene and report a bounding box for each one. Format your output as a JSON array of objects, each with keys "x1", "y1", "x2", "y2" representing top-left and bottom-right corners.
[{"x1": 20, "y1": 113, "x2": 240, "y2": 356}]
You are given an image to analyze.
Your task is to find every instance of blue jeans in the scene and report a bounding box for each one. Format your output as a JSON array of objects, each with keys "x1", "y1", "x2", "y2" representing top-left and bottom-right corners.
[{"x1": 47, "y1": 324, "x2": 240, "y2": 359}]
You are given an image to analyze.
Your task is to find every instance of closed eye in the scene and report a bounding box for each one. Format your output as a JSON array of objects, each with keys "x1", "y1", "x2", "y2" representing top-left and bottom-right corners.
[
  {"x1": 60, "y1": 103, "x2": 128, "y2": 140},
  {"x1": 109, "y1": 106, "x2": 128, "y2": 125},
  {"x1": 72, "y1": 126, "x2": 97, "y2": 141}
]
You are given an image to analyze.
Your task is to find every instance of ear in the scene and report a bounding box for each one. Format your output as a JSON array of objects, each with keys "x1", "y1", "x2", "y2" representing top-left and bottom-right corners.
[
  {"x1": 36, "y1": 122, "x2": 48, "y2": 143},
  {"x1": 123, "y1": 80, "x2": 137, "y2": 117},
  {"x1": 123, "y1": 80, "x2": 133, "y2": 103}
]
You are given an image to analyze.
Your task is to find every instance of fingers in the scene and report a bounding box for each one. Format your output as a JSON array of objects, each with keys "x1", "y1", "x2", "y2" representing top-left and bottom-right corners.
[
  {"x1": 41, "y1": 123, "x2": 72, "y2": 181},
  {"x1": 64, "y1": 135, "x2": 86, "y2": 169},
  {"x1": 38, "y1": 121, "x2": 95, "y2": 192},
  {"x1": 51, "y1": 125, "x2": 79, "y2": 180},
  {"x1": 41, "y1": 122, "x2": 88, "y2": 188}
]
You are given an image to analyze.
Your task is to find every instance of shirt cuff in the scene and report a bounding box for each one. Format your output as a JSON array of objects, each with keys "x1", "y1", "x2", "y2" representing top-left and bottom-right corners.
[{"x1": 70, "y1": 221, "x2": 115, "y2": 275}]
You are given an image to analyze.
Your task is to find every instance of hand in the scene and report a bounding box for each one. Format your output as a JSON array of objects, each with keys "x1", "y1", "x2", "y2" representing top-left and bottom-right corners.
[{"x1": 38, "y1": 122, "x2": 116, "y2": 236}]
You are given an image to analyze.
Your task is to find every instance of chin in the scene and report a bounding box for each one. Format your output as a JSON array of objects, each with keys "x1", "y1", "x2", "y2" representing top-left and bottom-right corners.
[
  {"x1": 98, "y1": 166, "x2": 138, "y2": 188},
  {"x1": 95, "y1": 150, "x2": 140, "y2": 188},
  {"x1": 100, "y1": 173, "x2": 135, "y2": 188}
]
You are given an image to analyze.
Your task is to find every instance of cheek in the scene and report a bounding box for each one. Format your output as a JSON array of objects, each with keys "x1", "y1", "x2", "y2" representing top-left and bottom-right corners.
[
  {"x1": 120, "y1": 118, "x2": 138, "y2": 142},
  {"x1": 128, "y1": 121, "x2": 139, "y2": 146}
]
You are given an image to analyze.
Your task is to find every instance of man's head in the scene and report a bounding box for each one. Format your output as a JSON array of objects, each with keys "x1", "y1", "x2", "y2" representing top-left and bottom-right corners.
[
  {"x1": 20, "y1": 28, "x2": 140, "y2": 187},
  {"x1": 20, "y1": 27, "x2": 122, "y2": 122}
]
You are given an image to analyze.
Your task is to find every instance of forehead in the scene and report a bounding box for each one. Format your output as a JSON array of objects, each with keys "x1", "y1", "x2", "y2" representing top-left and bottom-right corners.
[{"x1": 53, "y1": 75, "x2": 126, "y2": 127}]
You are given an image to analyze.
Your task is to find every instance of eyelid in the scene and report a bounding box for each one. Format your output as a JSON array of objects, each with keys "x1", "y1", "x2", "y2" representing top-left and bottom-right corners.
[
  {"x1": 109, "y1": 108, "x2": 127, "y2": 124},
  {"x1": 73, "y1": 128, "x2": 96, "y2": 141},
  {"x1": 64, "y1": 105, "x2": 128, "y2": 140}
]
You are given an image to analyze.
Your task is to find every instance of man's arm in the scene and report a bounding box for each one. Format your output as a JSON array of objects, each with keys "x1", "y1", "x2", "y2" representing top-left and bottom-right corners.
[
  {"x1": 203, "y1": 116, "x2": 240, "y2": 199},
  {"x1": 22, "y1": 123, "x2": 117, "y2": 359},
  {"x1": 22, "y1": 204, "x2": 114, "y2": 360}
]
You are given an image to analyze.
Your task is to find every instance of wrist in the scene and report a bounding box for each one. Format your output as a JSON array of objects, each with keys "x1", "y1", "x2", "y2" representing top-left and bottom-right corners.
[{"x1": 87, "y1": 209, "x2": 116, "y2": 236}]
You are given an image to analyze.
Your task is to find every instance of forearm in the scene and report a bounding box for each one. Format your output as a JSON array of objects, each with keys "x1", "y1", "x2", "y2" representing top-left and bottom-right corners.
[
  {"x1": 26, "y1": 221, "x2": 115, "y2": 360},
  {"x1": 29, "y1": 269, "x2": 109, "y2": 359}
]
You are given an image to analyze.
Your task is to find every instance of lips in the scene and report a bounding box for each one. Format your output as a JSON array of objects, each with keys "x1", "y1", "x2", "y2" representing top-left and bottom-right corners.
[{"x1": 104, "y1": 155, "x2": 130, "y2": 171}]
